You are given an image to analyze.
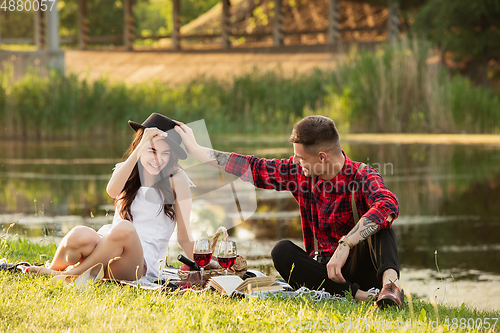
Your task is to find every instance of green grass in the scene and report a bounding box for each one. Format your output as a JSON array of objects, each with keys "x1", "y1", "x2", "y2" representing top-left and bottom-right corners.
[
  {"x1": 1, "y1": 38, "x2": 500, "y2": 139},
  {"x1": 0, "y1": 44, "x2": 38, "y2": 51},
  {"x1": 1, "y1": 237, "x2": 499, "y2": 332}
]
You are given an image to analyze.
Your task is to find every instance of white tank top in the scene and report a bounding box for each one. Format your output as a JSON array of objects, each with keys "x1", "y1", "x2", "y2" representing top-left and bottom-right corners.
[{"x1": 102, "y1": 168, "x2": 195, "y2": 280}]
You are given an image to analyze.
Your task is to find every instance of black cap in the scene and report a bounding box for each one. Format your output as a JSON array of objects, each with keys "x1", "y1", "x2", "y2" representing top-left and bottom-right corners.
[{"x1": 128, "y1": 113, "x2": 187, "y2": 160}]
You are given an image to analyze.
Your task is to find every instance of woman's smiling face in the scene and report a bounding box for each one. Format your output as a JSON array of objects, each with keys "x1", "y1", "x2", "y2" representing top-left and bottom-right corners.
[{"x1": 140, "y1": 138, "x2": 171, "y2": 176}]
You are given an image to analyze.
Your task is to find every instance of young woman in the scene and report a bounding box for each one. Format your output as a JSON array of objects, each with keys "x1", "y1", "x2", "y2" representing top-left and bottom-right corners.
[{"x1": 29, "y1": 113, "x2": 195, "y2": 281}]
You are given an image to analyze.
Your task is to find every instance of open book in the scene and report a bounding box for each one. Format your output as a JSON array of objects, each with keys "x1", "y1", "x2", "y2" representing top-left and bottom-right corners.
[{"x1": 207, "y1": 275, "x2": 283, "y2": 295}]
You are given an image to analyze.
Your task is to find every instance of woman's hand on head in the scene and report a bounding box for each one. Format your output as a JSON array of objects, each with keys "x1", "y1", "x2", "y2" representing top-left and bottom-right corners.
[
  {"x1": 107, "y1": 127, "x2": 167, "y2": 199},
  {"x1": 136, "y1": 127, "x2": 167, "y2": 156},
  {"x1": 173, "y1": 121, "x2": 199, "y2": 155}
]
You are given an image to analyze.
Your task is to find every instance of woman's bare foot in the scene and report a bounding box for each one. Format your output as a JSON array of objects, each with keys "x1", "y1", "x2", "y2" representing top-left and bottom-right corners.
[
  {"x1": 26, "y1": 266, "x2": 64, "y2": 276},
  {"x1": 355, "y1": 289, "x2": 380, "y2": 302}
]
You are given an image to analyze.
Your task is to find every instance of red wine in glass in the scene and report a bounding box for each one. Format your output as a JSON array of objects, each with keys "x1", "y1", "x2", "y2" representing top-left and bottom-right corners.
[
  {"x1": 217, "y1": 240, "x2": 237, "y2": 275},
  {"x1": 193, "y1": 252, "x2": 212, "y2": 268},
  {"x1": 217, "y1": 256, "x2": 236, "y2": 269},
  {"x1": 193, "y1": 239, "x2": 211, "y2": 279}
]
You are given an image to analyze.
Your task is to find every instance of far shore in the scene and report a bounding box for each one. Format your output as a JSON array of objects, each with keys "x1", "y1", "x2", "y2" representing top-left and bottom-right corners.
[
  {"x1": 344, "y1": 134, "x2": 500, "y2": 146},
  {"x1": 212, "y1": 133, "x2": 500, "y2": 146},
  {"x1": 0, "y1": 133, "x2": 499, "y2": 147}
]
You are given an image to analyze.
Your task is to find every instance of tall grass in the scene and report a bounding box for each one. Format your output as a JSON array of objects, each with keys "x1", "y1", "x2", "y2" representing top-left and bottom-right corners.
[
  {"x1": 326, "y1": 38, "x2": 500, "y2": 134},
  {"x1": 0, "y1": 68, "x2": 326, "y2": 139},
  {"x1": 328, "y1": 38, "x2": 455, "y2": 133},
  {"x1": 0, "y1": 38, "x2": 499, "y2": 138}
]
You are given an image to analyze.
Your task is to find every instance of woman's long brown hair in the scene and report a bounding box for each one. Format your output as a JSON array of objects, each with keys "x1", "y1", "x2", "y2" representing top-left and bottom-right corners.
[{"x1": 116, "y1": 128, "x2": 178, "y2": 222}]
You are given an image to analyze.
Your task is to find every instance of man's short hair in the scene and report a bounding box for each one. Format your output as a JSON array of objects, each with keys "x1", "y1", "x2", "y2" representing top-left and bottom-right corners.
[{"x1": 289, "y1": 115, "x2": 341, "y2": 154}]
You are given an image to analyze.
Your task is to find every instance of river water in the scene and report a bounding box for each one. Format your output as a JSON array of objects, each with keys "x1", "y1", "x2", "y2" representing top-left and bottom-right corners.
[{"x1": 1, "y1": 137, "x2": 499, "y2": 312}]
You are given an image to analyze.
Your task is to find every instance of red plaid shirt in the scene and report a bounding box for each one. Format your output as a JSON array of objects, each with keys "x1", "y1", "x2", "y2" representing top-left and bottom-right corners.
[{"x1": 224, "y1": 151, "x2": 399, "y2": 257}]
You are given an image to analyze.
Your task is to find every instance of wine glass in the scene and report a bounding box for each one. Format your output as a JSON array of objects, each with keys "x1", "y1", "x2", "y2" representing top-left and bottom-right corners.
[
  {"x1": 193, "y1": 239, "x2": 212, "y2": 279},
  {"x1": 217, "y1": 240, "x2": 237, "y2": 275}
]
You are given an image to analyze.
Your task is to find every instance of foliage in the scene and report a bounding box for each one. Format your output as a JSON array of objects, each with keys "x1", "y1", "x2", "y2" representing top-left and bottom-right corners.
[
  {"x1": 331, "y1": 38, "x2": 456, "y2": 133},
  {"x1": 410, "y1": 0, "x2": 500, "y2": 86},
  {"x1": 87, "y1": 0, "x2": 125, "y2": 36},
  {"x1": 58, "y1": 0, "x2": 79, "y2": 38},
  {"x1": 0, "y1": 65, "x2": 326, "y2": 138},
  {"x1": 180, "y1": 0, "x2": 220, "y2": 26},
  {"x1": 134, "y1": 0, "x2": 172, "y2": 37},
  {"x1": 448, "y1": 74, "x2": 500, "y2": 132},
  {"x1": 1, "y1": 0, "x2": 221, "y2": 41},
  {"x1": 0, "y1": 10, "x2": 34, "y2": 39},
  {"x1": 134, "y1": 0, "x2": 220, "y2": 38},
  {"x1": 320, "y1": 38, "x2": 500, "y2": 133},
  {"x1": 358, "y1": 0, "x2": 426, "y2": 11},
  {"x1": 412, "y1": 0, "x2": 500, "y2": 63},
  {"x1": 1, "y1": 39, "x2": 499, "y2": 136},
  {"x1": 1, "y1": 236, "x2": 56, "y2": 264}
]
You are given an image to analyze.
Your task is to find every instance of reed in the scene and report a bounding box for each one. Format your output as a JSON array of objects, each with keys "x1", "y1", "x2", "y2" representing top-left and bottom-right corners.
[
  {"x1": 326, "y1": 37, "x2": 500, "y2": 133},
  {"x1": 0, "y1": 38, "x2": 499, "y2": 138}
]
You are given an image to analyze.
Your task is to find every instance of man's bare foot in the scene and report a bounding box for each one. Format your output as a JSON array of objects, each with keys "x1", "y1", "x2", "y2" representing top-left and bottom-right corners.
[{"x1": 26, "y1": 266, "x2": 64, "y2": 276}]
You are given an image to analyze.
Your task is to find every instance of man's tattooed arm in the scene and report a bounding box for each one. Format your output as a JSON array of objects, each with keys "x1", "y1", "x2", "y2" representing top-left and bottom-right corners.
[
  {"x1": 360, "y1": 223, "x2": 379, "y2": 238},
  {"x1": 346, "y1": 223, "x2": 360, "y2": 239},
  {"x1": 359, "y1": 216, "x2": 379, "y2": 238},
  {"x1": 333, "y1": 242, "x2": 349, "y2": 259},
  {"x1": 342, "y1": 216, "x2": 381, "y2": 248},
  {"x1": 208, "y1": 149, "x2": 231, "y2": 168}
]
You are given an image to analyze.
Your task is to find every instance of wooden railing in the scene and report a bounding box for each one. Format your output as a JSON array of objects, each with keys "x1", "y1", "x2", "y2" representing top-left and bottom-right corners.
[
  {"x1": 1, "y1": 26, "x2": 385, "y2": 46},
  {"x1": 1, "y1": 0, "x2": 399, "y2": 51}
]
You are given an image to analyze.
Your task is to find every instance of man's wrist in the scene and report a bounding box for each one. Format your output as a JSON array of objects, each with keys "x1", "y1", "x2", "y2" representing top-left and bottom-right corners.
[{"x1": 338, "y1": 236, "x2": 354, "y2": 250}]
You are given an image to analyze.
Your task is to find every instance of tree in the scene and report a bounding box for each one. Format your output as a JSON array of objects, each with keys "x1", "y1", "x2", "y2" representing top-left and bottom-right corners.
[
  {"x1": 0, "y1": 11, "x2": 34, "y2": 39},
  {"x1": 412, "y1": 0, "x2": 500, "y2": 86},
  {"x1": 1, "y1": 0, "x2": 221, "y2": 42}
]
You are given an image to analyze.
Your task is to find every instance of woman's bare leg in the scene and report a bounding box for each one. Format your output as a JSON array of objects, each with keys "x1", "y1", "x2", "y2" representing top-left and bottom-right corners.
[
  {"x1": 49, "y1": 226, "x2": 101, "y2": 271},
  {"x1": 29, "y1": 220, "x2": 146, "y2": 281}
]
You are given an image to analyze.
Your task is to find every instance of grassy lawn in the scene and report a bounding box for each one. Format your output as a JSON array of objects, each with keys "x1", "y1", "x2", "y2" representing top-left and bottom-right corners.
[{"x1": 1, "y1": 237, "x2": 499, "y2": 332}]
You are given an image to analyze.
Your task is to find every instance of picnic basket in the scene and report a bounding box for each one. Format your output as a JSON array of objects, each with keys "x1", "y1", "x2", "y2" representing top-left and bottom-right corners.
[{"x1": 177, "y1": 227, "x2": 247, "y2": 281}]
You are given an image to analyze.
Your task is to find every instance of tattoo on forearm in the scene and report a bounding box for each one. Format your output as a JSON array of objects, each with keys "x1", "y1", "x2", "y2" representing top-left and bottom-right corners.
[
  {"x1": 360, "y1": 224, "x2": 378, "y2": 238},
  {"x1": 348, "y1": 217, "x2": 379, "y2": 240},
  {"x1": 208, "y1": 149, "x2": 216, "y2": 160},
  {"x1": 361, "y1": 217, "x2": 373, "y2": 227},
  {"x1": 208, "y1": 149, "x2": 230, "y2": 168},
  {"x1": 346, "y1": 223, "x2": 360, "y2": 239},
  {"x1": 333, "y1": 243, "x2": 348, "y2": 258}
]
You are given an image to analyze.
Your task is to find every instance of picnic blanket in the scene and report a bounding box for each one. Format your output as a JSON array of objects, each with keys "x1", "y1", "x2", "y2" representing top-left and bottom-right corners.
[{"x1": 2, "y1": 258, "x2": 351, "y2": 301}]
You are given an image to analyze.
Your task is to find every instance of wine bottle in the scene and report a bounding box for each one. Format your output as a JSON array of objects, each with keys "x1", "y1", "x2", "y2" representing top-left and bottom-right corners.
[{"x1": 177, "y1": 254, "x2": 201, "y2": 271}]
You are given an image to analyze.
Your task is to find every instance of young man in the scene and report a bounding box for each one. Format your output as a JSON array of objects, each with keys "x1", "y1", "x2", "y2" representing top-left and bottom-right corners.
[{"x1": 174, "y1": 115, "x2": 403, "y2": 308}]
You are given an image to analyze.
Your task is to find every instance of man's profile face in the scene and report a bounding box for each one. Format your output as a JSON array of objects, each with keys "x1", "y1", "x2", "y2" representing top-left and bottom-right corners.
[{"x1": 293, "y1": 143, "x2": 322, "y2": 177}]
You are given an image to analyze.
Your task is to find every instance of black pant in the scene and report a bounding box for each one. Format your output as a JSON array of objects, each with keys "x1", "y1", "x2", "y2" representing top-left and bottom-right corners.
[{"x1": 271, "y1": 228, "x2": 400, "y2": 297}]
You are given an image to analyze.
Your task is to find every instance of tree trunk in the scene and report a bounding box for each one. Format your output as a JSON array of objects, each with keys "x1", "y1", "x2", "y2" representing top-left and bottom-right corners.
[{"x1": 464, "y1": 60, "x2": 490, "y2": 88}]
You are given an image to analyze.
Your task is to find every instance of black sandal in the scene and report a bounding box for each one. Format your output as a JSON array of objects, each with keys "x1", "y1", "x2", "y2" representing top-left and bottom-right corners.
[{"x1": 0, "y1": 262, "x2": 31, "y2": 272}]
